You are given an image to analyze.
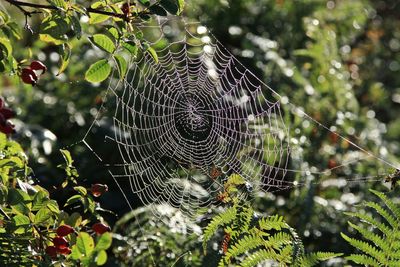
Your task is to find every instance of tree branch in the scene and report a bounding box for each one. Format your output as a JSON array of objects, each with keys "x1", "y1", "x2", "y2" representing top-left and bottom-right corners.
[{"x1": 4, "y1": 0, "x2": 128, "y2": 20}]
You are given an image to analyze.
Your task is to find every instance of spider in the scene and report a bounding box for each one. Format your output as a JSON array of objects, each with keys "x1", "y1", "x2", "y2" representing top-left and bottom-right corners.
[{"x1": 209, "y1": 166, "x2": 222, "y2": 180}]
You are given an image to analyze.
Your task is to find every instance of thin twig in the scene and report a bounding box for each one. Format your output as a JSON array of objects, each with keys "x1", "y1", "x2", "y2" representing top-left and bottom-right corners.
[{"x1": 4, "y1": 0, "x2": 129, "y2": 20}]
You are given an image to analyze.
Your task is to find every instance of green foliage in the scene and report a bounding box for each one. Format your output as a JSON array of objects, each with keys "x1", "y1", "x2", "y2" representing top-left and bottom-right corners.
[
  {"x1": 0, "y1": 134, "x2": 112, "y2": 266},
  {"x1": 342, "y1": 189, "x2": 400, "y2": 266},
  {"x1": 203, "y1": 175, "x2": 341, "y2": 266}
]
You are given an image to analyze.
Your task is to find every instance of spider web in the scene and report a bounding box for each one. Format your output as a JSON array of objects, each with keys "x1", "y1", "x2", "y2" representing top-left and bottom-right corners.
[{"x1": 82, "y1": 17, "x2": 399, "y2": 219}]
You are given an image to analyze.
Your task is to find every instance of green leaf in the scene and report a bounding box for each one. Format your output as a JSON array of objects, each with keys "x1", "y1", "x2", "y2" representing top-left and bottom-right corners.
[
  {"x1": 60, "y1": 149, "x2": 73, "y2": 166},
  {"x1": 138, "y1": 0, "x2": 150, "y2": 7},
  {"x1": 39, "y1": 16, "x2": 69, "y2": 45},
  {"x1": 106, "y1": 27, "x2": 120, "y2": 40},
  {"x1": 57, "y1": 43, "x2": 71, "y2": 75},
  {"x1": 77, "y1": 232, "x2": 95, "y2": 256},
  {"x1": 47, "y1": 0, "x2": 67, "y2": 10},
  {"x1": 12, "y1": 214, "x2": 30, "y2": 226},
  {"x1": 46, "y1": 200, "x2": 60, "y2": 214},
  {"x1": 177, "y1": 0, "x2": 184, "y2": 14},
  {"x1": 146, "y1": 47, "x2": 158, "y2": 63},
  {"x1": 114, "y1": 55, "x2": 127, "y2": 79},
  {"x1": 89, "y1": 2, "x2": 109, "y2": 24},
  {"x1": 0, "y1": 37, "x2": 12, "y2": 57},
  {"x1": 122, "y1": 41, "x2": 138, "y2": 56},
  {"x1": 74, "y1": 186, "x2": 87, "y2": 196},
  {"x1": 85, "y1": 59, "x2": 111, "y2": 83},
  {"x1": 34, "y1": 207, "x2": 52, "y2": 224},
  {"x1": 95, "y1": 250, "x2": 108, "y2": 265},
  {"x1": 65, "y1": 194, "x2": 83, "y2": 207},
  {"x1": 95, "y1": 232, "x2": 112, "y2": 251},
  {"x1": 148, "y1": 5, "x2": 168, "y2": 16},
  {"x1": 90, "y1": 34, "x2": 116, "y2": 53},
  {"x1": 70, "y1": 15, "x2": 82, "y2": 39}
]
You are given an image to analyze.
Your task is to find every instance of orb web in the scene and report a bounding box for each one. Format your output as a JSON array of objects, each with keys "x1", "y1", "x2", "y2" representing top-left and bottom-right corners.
[
  {"x1": 83, "y1": 18, "x2": 291, "y2": 217},
  {"x1": 82, "y1": 17, "x2": 398, "y2": 218}
]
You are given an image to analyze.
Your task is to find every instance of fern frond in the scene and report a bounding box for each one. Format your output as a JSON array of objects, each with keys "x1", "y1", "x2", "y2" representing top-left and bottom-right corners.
[
  {"x1": 203, "y1": 206, "x2": 237, "y2": 252},
  {"x1": 347, "y1": 221, "x2": 391, "y2": 253},
  {"x1": 344, "y1": 211, "x2": 392, "y2": 237},
  {"x1": 296, "y1": 252, "x2": 343, "y2": 267},
  {"x1": 370, "y1": 189, "x2": 400, "y2": 220},
  {"x1": 240, "y1": 249, "x2": 278, "y2": 267},
  {"x1": 258, "y1": 215, "x2": 288, "y2": 231},
  {"x1": 345, "y1": 254, "x2": 380, "y2": 266},
  {"x1": 225, "y1": 235, "x2": 264, "y2": 260},
  {"x1": 237, "y1": 204, "x2": 253, "y2": 233},
  {"x1": 341, "y1": 233, "x2": 386, "y2": 263},
  {"x1": 265, "y1": 232, "x2": 293, "y2": 249},
  {"x1": 364, "y1": 201, "x2": 398, "y2": 229}
]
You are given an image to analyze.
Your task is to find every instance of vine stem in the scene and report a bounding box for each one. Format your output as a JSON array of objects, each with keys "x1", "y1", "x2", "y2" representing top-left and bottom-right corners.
[{"x1": 4, "y1": 0, "x2": 128, "y2": 20}]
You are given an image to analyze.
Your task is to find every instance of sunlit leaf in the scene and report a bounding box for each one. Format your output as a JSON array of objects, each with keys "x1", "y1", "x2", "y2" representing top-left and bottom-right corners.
[
  {"x1": 89, "y1": 34, "x2": 116, "y2": 53},
  {"x1": 95, "y1": 232, "x2": 112, "y2": 251},
  {"x1": 114, "y1": 54, "x2": 127, "y2": 79},
  {"x1": 77, "y1": 232, "x2": 95, "y2": 256},
  {"x1": 85, "y1": 59, "x2": 112, "y2": 83}
]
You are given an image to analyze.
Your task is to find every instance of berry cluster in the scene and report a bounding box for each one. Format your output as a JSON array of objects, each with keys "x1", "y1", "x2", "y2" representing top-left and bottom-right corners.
[
  {"x1": 0, "y1": 97, "x2": 16, "y2": 135},
  {"x1": 45, "y1": 223, "x2": 111, "y2": 259},
  {"x1": 45, "y1": 225, "x2": 74, "y2": 258},
  {"x1": 20, "y1": 60, "x2": 47, "y2": 86}
]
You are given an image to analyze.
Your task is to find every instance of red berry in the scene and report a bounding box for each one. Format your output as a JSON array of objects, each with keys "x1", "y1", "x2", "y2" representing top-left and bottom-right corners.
[
  {"x1": 91, "y1": 184, "x2": 108, "y2": 197},
  {"x1": 45, "y1": 246, "x2": 58, "y2": 258},
  {"x1": 0, "y1": 107, "x2": 15, "y2": 119},
  {"x1": 20, "y1": 68, "x2": 38, "y2": 86},
  {"x1": 0, "y1": 121, "x2": 15, "y2": 135},
  {"x1": 53, "y1": 236, "x2": 69, "y2": 249},
  {"x1": 92, "y1": 222, "x2": 111, "y2": 235},
  {"x1": 56, "y1": 224, "x2": 74, "y2": 237},
  {"x1": 57, "y1": 246, "x2": 71, "y2": 255},
  {"x1": 30, "y1": 60, "x2": 47, "y2": 74}
]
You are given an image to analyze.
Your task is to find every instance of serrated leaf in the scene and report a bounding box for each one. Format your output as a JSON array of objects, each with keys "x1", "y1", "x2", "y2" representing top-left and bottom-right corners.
[
  {"x1": 114, "y1": 55, "x2": 127, "y2": 79},
  {"x1": 146, "y1": 46, "x2": 158, "y2": 63},
  {"x1": 57, "y1": 43, "x2": 71, "y2": 75},
  {"x1": 85, "y1": 59, "x2": 111, "y2": 83},
  {"x1": 77, "y1": 232, "x2": 95, "y2": 256},
  {"x1": 90, "y1": 34, "x2": 116, "y2": 53},
  {"x1": 95, "y1": 232, "x2": 112, "y2": 251}
]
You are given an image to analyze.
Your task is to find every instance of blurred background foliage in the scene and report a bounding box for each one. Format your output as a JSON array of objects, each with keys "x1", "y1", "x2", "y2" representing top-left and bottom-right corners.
[{"x1": 1, "y1": 0, "x2": 400, "y2": 266}]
